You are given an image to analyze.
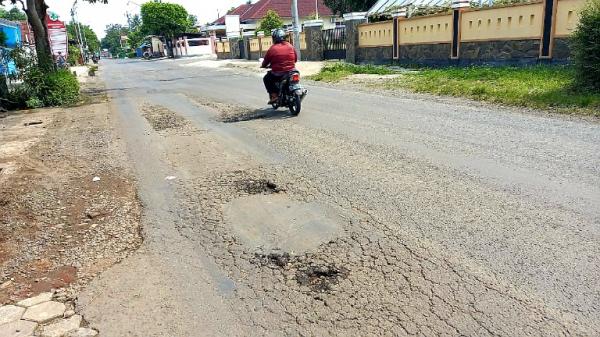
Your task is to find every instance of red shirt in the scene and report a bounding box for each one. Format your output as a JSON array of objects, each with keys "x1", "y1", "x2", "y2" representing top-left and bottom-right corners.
[{"x1": 261, "y1": 42, "x2": 297, "y2": 74}]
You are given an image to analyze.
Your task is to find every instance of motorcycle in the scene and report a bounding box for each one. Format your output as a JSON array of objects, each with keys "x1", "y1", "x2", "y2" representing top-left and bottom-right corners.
[{"x1": 271, "y1": 70, "x2": 308, "y2": 116}]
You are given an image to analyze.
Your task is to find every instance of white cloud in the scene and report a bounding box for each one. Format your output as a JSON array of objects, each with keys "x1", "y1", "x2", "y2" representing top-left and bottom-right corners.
[{"x1": 44, "y1": 0, "x2": 249, "y2": 38}]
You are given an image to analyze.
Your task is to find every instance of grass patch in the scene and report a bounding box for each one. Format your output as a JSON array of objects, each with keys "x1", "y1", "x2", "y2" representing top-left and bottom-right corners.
[
  {"x1": 308, "y1": 62, "x2": 395, "y2": 82},
  {"x1": 310, "y1": 63, "x2": 600, "y2": 115},
  {"x1": 391, "y1": 65, "x2": 599, "y2": 115}
]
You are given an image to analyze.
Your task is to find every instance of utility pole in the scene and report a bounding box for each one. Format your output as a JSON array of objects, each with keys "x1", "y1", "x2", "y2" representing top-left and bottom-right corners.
[
  {"x1": 71, "y1": 0, "x2": 85, "y2": 63},
  {"x1": 315, "y1": 0, "x2": 319, "y2": 20},
  {"x1": 291, "y1": 0, "x2": 301, "y2": 60}
]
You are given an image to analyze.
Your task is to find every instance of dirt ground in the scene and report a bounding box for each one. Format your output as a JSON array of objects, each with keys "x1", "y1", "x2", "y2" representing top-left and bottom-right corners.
[{"x1": 0, "y1": 77, "x2": 142, "y2": 304}]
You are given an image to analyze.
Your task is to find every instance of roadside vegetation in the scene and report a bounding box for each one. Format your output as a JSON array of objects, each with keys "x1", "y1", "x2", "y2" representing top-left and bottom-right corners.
[
  {"x1": 310, "y1": 0, "x2": 600, "y2": 116},
  {"x1": 572, "y1": 0, "x2": 600, "y2": 91},
  {"x1": 388, "y1": 66, "x2": 599, "y2": 114},
  {"x1": 308, "y1": 63, "x2": 395, "y2": 82},
  {"x1": 310, "y1": 63, "x2": 599, "y2": 115},
  {"x1": 7, "y1": 48, "x2": 80, "y2": 109}
]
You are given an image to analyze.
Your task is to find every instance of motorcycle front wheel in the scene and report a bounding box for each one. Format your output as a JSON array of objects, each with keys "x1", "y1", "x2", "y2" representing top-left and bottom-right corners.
[{"x1": 288, "y1": 93, "x2": 301, "y2": 116}]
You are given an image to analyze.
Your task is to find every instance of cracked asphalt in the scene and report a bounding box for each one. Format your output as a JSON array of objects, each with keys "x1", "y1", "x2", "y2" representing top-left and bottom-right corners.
[{"x1": 78, "y1": 58, "x2": 600, "y2": 336}]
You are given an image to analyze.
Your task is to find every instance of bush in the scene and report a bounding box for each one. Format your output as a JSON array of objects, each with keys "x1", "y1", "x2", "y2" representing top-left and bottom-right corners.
[
  {"x1": 572, "y1": 0, "x2": 600, "y2": 91},
  {"x1": 68, "y1": 45, "x2": 81, "y2": 66},
  {"x1": 41, "y1": 70, "x2": 80, "y2": 106}
]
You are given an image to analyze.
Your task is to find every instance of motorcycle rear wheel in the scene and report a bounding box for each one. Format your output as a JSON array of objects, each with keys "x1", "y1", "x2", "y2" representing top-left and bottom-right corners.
[{"x1": 289, "y1": 93, "x2": 301, "y2": 116}]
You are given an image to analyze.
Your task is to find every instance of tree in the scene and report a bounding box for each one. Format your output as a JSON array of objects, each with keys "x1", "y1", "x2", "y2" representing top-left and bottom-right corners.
[
  {"x1": 0, "y1": 0, "x2": 106, "y2": 71},
  {"x1": 140, "y1": 1, "x2": 189, "y2": 57},
  {"x1": 186, "y1": 14, "x2": 198, "y2": 33},
  {"x1": 101, "y1": 23, "x2": 128, "y2": 56},
  {"x1": 67, "y1": 23, "x2": 101, "y2": 53},
  {"x1": 127, "y1": 14, "x2": 143, "y2": 51},
  {"x1": 257, "y1": 10, "x2": 283, "y2": 35},
  {"x1": 0, "y1": 6, "x2": 26, "y2": 20},
  {"x1": 324, "y1": 0, "x2": 378, "y2": 15}
]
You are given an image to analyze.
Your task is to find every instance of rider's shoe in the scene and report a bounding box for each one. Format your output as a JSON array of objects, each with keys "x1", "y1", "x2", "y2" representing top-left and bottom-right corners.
[{"x1": 268, "y1": 93, "x2": 278, "y2": 104}]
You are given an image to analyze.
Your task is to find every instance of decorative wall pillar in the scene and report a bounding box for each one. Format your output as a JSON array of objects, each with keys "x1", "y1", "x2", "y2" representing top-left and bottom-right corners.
[
  {"x1": 257, "y1": 31, "x2": 265, "y2": 58},
  {"x1": 344, "y1": 12, "x2": 367, "y2": 64},
  {"x1": 303, "y1": 19, "x2": 324, "y2": 61},
  {"x1": 540, "y1": 0, "x2": 558, "y2": 59},
  {"x1": 242, "y1": 31, "x2": 254, "y2": 60},
  {"x1": 392, "y1": 9, "x2": 408, "y2": 60},
  {"x1": 451, "y1": 0, "x2": 469, "y2": 59}
]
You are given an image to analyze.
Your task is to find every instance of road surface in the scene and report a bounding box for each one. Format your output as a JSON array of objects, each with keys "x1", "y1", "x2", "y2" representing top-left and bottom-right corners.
[{"x1": 78, "y1": 59, "x2": 600, "y2": 336}]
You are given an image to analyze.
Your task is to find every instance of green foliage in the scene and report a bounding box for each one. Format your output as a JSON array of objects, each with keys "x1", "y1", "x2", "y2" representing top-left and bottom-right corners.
[
  {"x1": 186, "y1": 14, "x2": 199, "y2": 33},
  {"x1": 388, "y1": 66, "x2": 600, "y2": 115},
  {"x1": 409, "y1": 5, "x2": 451, "y2": 17},
  {"x1": 140, "y1": 2, "x2": 189, "y2": 38},
  {"x1": 324, "y1": 0, "x2": 378, "y2": 15},
  {"x1": 0, "y1": 7, "x2": 26, "y2": 21},
  {"x1": 7, "y1": 48, "x2": 80, "y2": 108},
  {"x1": 26, "y1": 96, "x2": 43, "y2": 109},
  {"x1": 67, "y1": 23, "x2": 101, "y2": 53},
  {"x1": 42, "y1": 70, "x2": 80, "y2": 106},
  {"x1": 88, "y1": 64, "x2": 98, "y2": 76},
  {"x1": 101, "y1": 24, "x2": 129, "y2": 56},
  {"x1": 127, "y1": 14, "x2": 144, "y2": 49},
  {"x1": 309, "y1": 62, "x2": 395, "y2": 82},
  {"x1": 67, "y1": 45, "x2": 81, "y2": 66},
  {"x1": 257, "y1": 10, "x2": 284, "y2": 35},
  {"x1": 572, "y1": 0, "x2": 600, "y2": 91}
]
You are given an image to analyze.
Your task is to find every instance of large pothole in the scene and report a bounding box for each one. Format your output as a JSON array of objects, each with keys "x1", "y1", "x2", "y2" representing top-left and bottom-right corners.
[{"x1": 223, "y1": 194, "x2": 342, "y2": 253}]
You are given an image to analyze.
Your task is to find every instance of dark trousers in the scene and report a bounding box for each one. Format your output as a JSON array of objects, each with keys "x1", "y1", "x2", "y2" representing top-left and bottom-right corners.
[{"x1": 263, "y1": 71, "x2": 283, "y2": 95}]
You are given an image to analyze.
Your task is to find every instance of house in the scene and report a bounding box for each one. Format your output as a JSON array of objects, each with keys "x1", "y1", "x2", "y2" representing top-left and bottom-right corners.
[
  {"x1": 205, "y1": 0, "x2": 340, "y2": 38},
  {"x1": 0, "y1": 19, "x2": 22, "y2": 49},
  {"x1": 0, "y1": 19, "x2": 22, "y2": 76}
]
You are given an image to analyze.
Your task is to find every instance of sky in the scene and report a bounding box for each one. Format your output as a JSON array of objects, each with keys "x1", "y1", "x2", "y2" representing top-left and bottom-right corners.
[{"x1": 42, "y1": 0, "x2": 248, "y2": 38}]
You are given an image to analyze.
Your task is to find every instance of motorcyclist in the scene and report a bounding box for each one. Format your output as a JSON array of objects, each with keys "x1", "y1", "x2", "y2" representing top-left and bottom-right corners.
[{"x1": 261, "y1": 28, "x2": 298, "y2": 104}]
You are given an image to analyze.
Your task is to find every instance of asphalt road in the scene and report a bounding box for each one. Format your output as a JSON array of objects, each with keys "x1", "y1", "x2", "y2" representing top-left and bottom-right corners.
[{"x1": 79, "y1": 58, "x2": 600, "y2": 336}]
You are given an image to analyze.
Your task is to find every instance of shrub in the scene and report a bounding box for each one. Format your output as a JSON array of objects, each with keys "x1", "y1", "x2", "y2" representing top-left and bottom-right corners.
[
  {"x1": 26, "y1": 97, "x2": 43, "y2": 109},
  {"x1": 68, "y1": 45, "x2": 81, "y2": 66},
  {"x1": 41, "y1": 70, "x2": 80, "y2": 106},
  {"x1": 572, "y1": 0, "x2": 600, "y2": 91}
]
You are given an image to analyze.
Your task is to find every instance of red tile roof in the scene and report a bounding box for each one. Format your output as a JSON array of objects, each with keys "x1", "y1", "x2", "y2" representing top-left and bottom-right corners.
[
  {"x1": 214, "y1": 3, "x2": 254, "y2": 25},
  {"x1": 213, "y1": 0, "x2": 334, "y2": 24}
]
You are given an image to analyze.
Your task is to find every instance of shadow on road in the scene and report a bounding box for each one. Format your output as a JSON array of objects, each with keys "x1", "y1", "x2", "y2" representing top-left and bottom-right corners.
[{"x1": 221, "y1": 107, "x2": 296, "y2": 123}]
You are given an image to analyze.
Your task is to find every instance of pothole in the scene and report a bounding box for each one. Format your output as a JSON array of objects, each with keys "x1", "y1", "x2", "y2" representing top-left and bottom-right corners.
[
  {"x1": 190, "y1": 97, "x2": 277, "y2": 123},
  {"x1": 223, "y1": 194, "x2": 342, "y2": 253},
  {"x1": 141, "y1": 104, "x2": 189, "y2": 131},
  {"x1": 235, "y1": 178, "x2": 281, "y2": 195},
  {"x1": 296, "y1": 264, "x2": 349, "y2": 293},
  {"x1": 255, "y1": 251, "x2": 292, "y2": 268}
]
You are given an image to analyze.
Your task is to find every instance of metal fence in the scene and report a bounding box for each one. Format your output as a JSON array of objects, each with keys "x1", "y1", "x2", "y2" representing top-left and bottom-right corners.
[{"x1": 322, "y1": 27, "x2": 346, "y2": 60}]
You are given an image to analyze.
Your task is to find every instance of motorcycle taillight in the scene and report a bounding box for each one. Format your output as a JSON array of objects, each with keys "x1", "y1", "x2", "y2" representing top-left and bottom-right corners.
[{"x1": 291, "y1": 73, "x2": 300, "y2": 82}]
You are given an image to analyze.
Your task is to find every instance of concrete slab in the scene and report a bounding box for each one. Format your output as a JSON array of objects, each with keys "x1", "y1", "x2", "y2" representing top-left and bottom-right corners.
[
  {"x1": 0, "y1": 320, "x2": 37, "y2": 337},
  {"x1": 22, "y1": 301, "x2": 65, "y2": 323},
  {"x1": 0, "y1": 306, "x2": 25, "y2": 325},
  {"x1": 16, "y1": 293, "x2": 53, "y2": 308}
]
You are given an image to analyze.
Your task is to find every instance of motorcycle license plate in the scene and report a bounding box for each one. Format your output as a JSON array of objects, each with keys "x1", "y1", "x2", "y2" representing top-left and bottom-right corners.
[{"x1": 290, "y1": 84, "x2": 303, "y2": 91}]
